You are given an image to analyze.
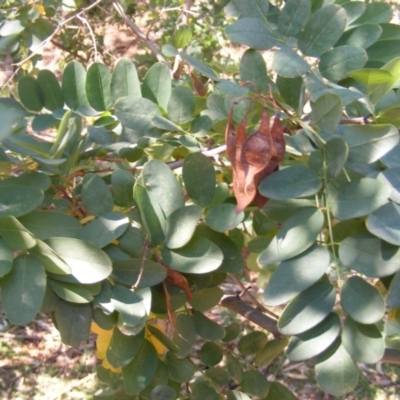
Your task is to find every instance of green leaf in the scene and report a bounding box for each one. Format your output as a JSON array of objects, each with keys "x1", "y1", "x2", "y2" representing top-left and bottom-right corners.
[
  {"x1": 165, "y1": 351, "x2": 195, "y2": 382},
  {"x1": 193, "y1": 310, "x2": 225, "y2": 340},
  {"x1": 366, "y1": 202, "x2": 400, "y2": 246},
  {"x1": 1, "y1": 255, "x2": 46, "y2": 325},
  {"x1": 172, "y1": 314, "x2": 197, "y2": 358},
  {"x1": 325, "y1": 137, "x2": 348, "y2": 178},
  {"x1": 146, "y1": 324, "x2": 179, "y2": 353},
  {"x1": 111, "y1": 285, "x2": 147, "y2": 333},
  {"x1": 351, "y1": 2, "x2": 392, "y2": 26},
  {"x1": 182, "y1": 153, "x2": 216, "y2": 207},
  {"x1": 164, "y1": 205, "x2": 202, "y2": 249},
  {"x1": 200, "y1": 342, "x2": 223, "y2": 366},
  {"x1": 62, "y1": 61, "x2": 91, "y2": 112},
  {"x1": 225, "y1": 17, "x2": 277, "y2": 50},
  {"x1": 315, "y1": 341, "x2": 359, "y2": 396},
  {"x1": 254, "y1": 338, "x2": 288, "y2": 367},
  {"x1": 123, "y1": 340, "x2": 158, "y2": 395},
  {"x1": 330, "y1": 178, "x2": 390, "y2": 220},
  {"x1": 240, "y1": 49, "x2": 270, "y2": 94},
  {"x1": 339, "y1": 232, "x2": 400, "y2": 277},
  {"x1": 151, "y1": 385, "x2": 176, "y2": 400},
  {"x1": 227, "y1": 391, "x2": 250, "y2": 400},
  {"x1": 342, "y1": 24, "x2": 383, "y2": 49},
  {"x1": 114, "y1": 96, "x2": 162, "y2": 132},
  {"x1": 167, "y1": 86, "x2": 195, "y2": 124},
  {"x1": 192, "y1": 287, "x2": 224, "y2": 311},
  {"x1": 240, "y1": 371, "x2": 270, "y2": 398},
  {"x1": 54, "y1": 301, "x2": 92, "y2": 347},
  {"x1": 319, "y1": 46, "x2": 367, "y2": 81},
  {"x1": 272, "y1": 47, "x2": 310, "y2": 78},
  {"x1": 111, "y1": 169, "x2": 135, "y2": 208},
  {"x1": 162, "y1": 235, "x2": 223, "y2": 274},
  {"x1": 19, "y1": 211, "x2": 82, "y2": 240},
  {"x1": 226, "y1": 355, "x2": 243, "y2": 384},
  {"x1": 265, "y1": 382, "x2": 297, "y2": 400},
  {"x1": 0, "y1": 99, "x2": 29, "y2": 141},
  {"x1": 278, "y1": 0, "x2": 311, "y2": 37},
  {"x1": 190, "y1": 380, "x2": 219, "y2": 400},
  {"x1": 263, "y1": 244, "x2": 330, "y2": 306},
  {"x1": 45, "y1": 237, "x2": 112, "y2": 284},
  {"x1": 259, "y1": 166, "x2": 321, "y2": 200},
  {"x1": 311, "y1": 93, "x2": 342, "y2": 134},
  {"x1": 134, "y1": 184, "x2": 165, "y2": 246},
  {"x1": 341, "y1": 276, "x2": 385, "y2": 324},
  {"x1": 195, "y1": 226, "x2": 245, "y2": 273},
  {"x1": 238, "y1": 331, "x2": 269, "y2": 355},
  {"x1": 142, "y1": 62, "x2": 171, "y2": 110},
  {"x1": 0, "y1": 240, "x2": 13, "y2": 277},
  {"x1": 378, "y1": 168, "x2": 400, "y2": 203},
  {"x1": 18, "y1": 76, "x2": 44, "y2": 112},
  {"x1": 298, "y1": 5, "x2": 347, "y2": 57},
  {"x1": 152, "y1": 115, "x2": 182, "y2": 131},
  {"x1": 348, "y1": 68, "x2": 393, "y2": 86},
  {"x1": 231, "y1": 0, "x2": 269, "y2": 19},
  {"x1": 111, "y1": 259, "x2": 167, "y2": 288},
  {"x1": 380, "y1": 23, "x2": 400, "y2": 41},
  {"x1": 276, "y1": 76, "x2": 304, "y2": 111},
  {"x1": 368, "y1": 58, "x2": 400, "y2": 104},
  {"x1": 37, "y1": 69, "x2": 64, "y2": 111},
  {"x1": 0, "y1": 172, "x2": 48, "y2": 192},
  {"x1": 180, "y1": 52, "x2": 219, "y2": 81},
  {"x1": 287, "y1": 312, "x2": 341, "y2": 362},
  {"x1": 107, "y1": 327, "x2": 144, "y2": 368},
  {"x1": 78, "y1": 212, "x2": 129, "y2": 248},
  {"x1": 30, "y1": 239, "x2": 71, "y2": 275},
  {"x1": 278, "y1": 280, "x2": 336, "y2": 335},
  {"x1": 86, "y1": 63, "x2": 112, "y2": 111},
  {"x1": 342, "y1": 317, "x2": 384, "y2": 363},
  {"x1": 175, "y1": 24, "x2": 192, "y2": 48},
  {"x1": 111, "y1": 58, "x2": 141, "y2": 103},
  {"x1": 0, "y1": 216, "x2": 36, "y2": 250},
  {"x1": 387, "y1": 270, "x2": 400, "y2": 308},
  {"x1": 81, "y1": 174, "x2": 113, "y2": 217},
  {"x1": 49, "y1": 279, "x2": 100, "y2": 304},
  {"x1": 341, "y1": 2, "x2": 365, "y2": 26},
  {"x1": 0, "y1": 185, "x2": 44, "y2": 218},
  {"x1": 205, "y1": 204, "x2": 244, "y2": 232},
  {"x1": 258, "y1": 207, "x2": 324, "y2": 265},
  {"x1": 341, "y1": 124, "x2": 399, "y2": 164}
]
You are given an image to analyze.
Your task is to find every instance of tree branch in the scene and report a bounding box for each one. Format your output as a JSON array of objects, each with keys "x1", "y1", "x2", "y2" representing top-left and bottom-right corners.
[
  {"x1": 112, "y1": 0, "x2": 170, "y2": 68},
  {"x1": 221, "y1": 295, "x2": 400, "y2": 365}
]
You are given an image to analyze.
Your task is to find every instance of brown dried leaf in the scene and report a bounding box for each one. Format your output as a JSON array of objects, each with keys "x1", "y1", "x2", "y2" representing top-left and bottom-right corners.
[
  {"x1": 190, "y1": 71, "x2": 207, "y2": 96},
  {"x1": 166, "y1": 268, "x2": 192, "y2": 304}
]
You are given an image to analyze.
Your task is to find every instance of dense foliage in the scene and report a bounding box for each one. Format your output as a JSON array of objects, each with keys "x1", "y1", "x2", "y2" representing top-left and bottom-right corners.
[{"x1": 1, "y1": 0, "x2": 400, "y2": 398}]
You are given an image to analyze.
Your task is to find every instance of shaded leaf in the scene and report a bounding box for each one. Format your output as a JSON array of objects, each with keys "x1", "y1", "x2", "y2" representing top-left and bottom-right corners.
[
  {"x1": 18, "y1": 76, "x2": 44, "y2": 112},
  {"x1": 111, "y1": 58, "x2": 141, "y2": 102},
  {"x1": 315, "y1": 340, "x2": 359, "y2": 396},
  {"x1": 0, "y1": 240, "x2": 13, "y2": 278},
  {"x1": 286, "y1": 313, "x2": 341, "y2": 362},
  {"x1": 1, "y1": 255, "x2": 46, "y2": 325},
  {"x1": 0, "y1": 185, "x2": 44, "y2": 218},
  {"x1": 339, "y1": 232, "x2": 400, "y2": 277},
  {"x1": 263, "y1": 244, "x2": 330, "y2": 306},
  {"x1": 278, "y1": 0, "x2": 311, "y2": 37},
  {"x1": 278, "y1": 280, "x2": 336, "y2": 335},
  {"x1": 311, "y1": 93, "x2": 342, "y2": 134},
  {"x1": 258, "y1": 207, "x2": 324, "y2": 265},
  {"x1": 330, "y1": 178, "x2": 390, "y2": 220},
  {"x1": 0, "y1": 216, "x2": 36, "y2": 250},
  {"x1": 142, "y1": 62, "x2": 171, "y2": 110},
  {"x1": 167, "y1": 86, "x2": 195, "y2": 124},
  {"x1": 240, "y1": 49, "x2": 270, "y2": 93},
  {"x1": 298, "y1": 5, "x2": 347, "y2": 57},
  {"x1": 273, "y1": 47, "x2": 310, "y2": 78},
  {"x1": 81, "y1": 174, "x2": 113, "y2": 217},
  {"x1": 182, "y1": 153, "x2": 216, "y2": 207},
  {"x1": 86, "y1": 63, "x2": 112, "y2": 111},
  {"x1": 240, "y1": 371, "x2": 270, "y2": 398},
  {"x1": 225, "y1": 17, "x2": 277, "y2": 50},
  {"x1": 342, "y1": 317, "x2": 384, "y2": 363}
]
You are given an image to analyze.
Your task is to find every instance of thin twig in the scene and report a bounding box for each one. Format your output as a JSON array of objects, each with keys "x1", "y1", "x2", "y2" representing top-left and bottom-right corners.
[
  {"x1": 132, "y1": 239, "x2": 149, "y2": 289},
  {"x1": 112, "y1": 0, "x2": 170, "y2": 67},
  {"x1": 229, "y1": 273, "x2": 279, "y2": 319},
  {"x1": 220, "y1": 295, "x2": 282, "y2": 338},
  {"x1": 76, "y1": 14, "x2": 99, "y2": 62}
]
